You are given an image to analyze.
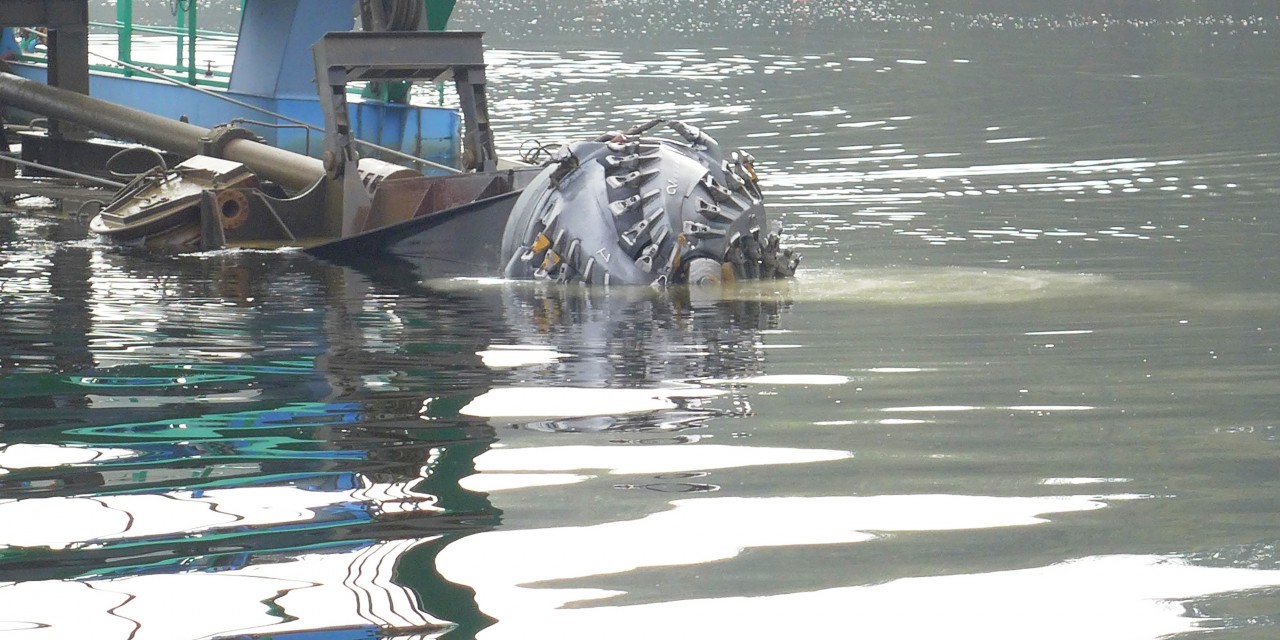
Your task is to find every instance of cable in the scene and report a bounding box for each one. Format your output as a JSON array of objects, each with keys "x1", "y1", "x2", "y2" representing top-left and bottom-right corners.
[
  {"x1": 0, "y1": 154, "x2": 126, "y2": 188},
  {"x1": 105, "y1": 146, "x2": 168, "y2": 177}
]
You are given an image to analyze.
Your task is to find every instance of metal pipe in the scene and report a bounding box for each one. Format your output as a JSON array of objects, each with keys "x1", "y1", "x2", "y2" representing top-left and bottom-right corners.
[{"x1": 0, "y1": 71, "x2": 324, "y2": 191}]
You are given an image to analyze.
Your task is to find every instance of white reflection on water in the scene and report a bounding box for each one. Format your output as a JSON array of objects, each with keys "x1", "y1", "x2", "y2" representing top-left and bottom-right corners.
[
  {"x1": 472, "y1": 444, "x2": 850, "y2": 476},
  {"x1": 451, "y1": 553, "x2": 1280, "y2": 640},
  {"x1": 0, "y1": 538, "x2": 445, "y2": 640},
  {"x1": 0, "y1": 478, "x2": 438, "y2": 549},
  {"x1": 0, "y1": 443, "x2": 137, "y2": 473},
  {"x1": 477, "y1": 344, "x2": 571, "y2": 368},
  {"x1": 434, "y1": 492, "x2": 1280, "y2": 640},
  {"x1": 463, "y1": 441, "x2": 849, "y2": 494},
  {"x1": 704, "y1": 374, "x2": 850, "y2": 385},
  {"x1": 1040, "y1": 477, "x2": 1134, "y2": 486},
  {"x1": 460, "y1": 386, "x2": 726, "y2": 419}
]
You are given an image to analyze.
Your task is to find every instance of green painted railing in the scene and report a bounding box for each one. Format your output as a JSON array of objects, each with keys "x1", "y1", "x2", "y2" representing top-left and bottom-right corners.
[
  {"x1": 16, "y1": 0, "x2": 234, "y2": 89},
  {"x1": 103, "y1": 0, "x2": 231, "y2": 87},
  {"x1": 16, "y1": 0, "x2": 456, "y2": 93}
]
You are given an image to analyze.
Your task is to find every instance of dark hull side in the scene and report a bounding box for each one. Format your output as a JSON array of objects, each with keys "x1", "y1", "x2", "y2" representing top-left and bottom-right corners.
[{"x1": 304, "y1": 189, "x2": 524, "y2": 280}]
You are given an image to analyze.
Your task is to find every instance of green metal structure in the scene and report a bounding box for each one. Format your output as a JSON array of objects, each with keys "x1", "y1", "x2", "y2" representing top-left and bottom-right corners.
[{"x1": 16, "y1": 0, "x2": 455, "y2": 91}]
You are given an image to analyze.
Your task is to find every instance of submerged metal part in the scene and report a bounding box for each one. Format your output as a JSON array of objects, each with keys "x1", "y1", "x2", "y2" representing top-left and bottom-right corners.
[
  {"x1": 501, "y1": 121, "x2": 799, "y2": 286},
  {"x1": 89, "y1": 155, "x2": 261, "y2": 252}
]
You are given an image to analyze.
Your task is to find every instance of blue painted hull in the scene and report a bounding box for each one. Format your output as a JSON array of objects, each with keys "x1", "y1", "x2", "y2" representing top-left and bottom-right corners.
[{"x1": 8, "y1": 62, "x2": 462, "y2": 172}]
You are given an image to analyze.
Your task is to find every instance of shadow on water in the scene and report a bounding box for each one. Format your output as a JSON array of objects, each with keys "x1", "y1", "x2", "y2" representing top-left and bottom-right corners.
[{"x1": 0, "y1": 237, "x2": 794, "y2": 638}]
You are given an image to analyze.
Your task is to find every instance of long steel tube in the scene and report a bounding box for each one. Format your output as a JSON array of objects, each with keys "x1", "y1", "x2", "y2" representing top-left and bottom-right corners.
[{"x1": 0, "y1": 72, "x2": 325, "y2": 191}]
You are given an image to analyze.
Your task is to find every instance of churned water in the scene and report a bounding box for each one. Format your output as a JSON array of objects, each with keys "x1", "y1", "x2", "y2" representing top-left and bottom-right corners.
[{"x1": 2, "y1": 5, "x2": 1280, "y2": 639}]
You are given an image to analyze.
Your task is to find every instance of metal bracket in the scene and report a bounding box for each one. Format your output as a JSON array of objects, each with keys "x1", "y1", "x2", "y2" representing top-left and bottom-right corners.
[
  {"x1": 311, "y1": 31, "x2": 496, "y2": 176},
  {"x1": 312, "y1": 30, "x2": 497, "y2": 237},
  {"x1": 198, "y1": 125, "x2": 264, "y2": 159}
]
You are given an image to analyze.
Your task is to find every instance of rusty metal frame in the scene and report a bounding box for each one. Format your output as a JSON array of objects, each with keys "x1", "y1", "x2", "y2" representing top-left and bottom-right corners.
[{"x1": 311, "y1": 30, "x2": 496, "y2": 176}]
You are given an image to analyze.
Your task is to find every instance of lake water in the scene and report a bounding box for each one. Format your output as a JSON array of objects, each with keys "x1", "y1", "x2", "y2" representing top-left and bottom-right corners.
[{"x1": 3, "y1": 6, "x2": 1280, "y2": 639}]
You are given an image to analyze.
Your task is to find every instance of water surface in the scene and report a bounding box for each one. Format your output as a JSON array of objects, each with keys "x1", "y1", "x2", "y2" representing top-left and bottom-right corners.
[{"x1": 3, "y1": 7, "x2": 1280, "y2": 639}]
